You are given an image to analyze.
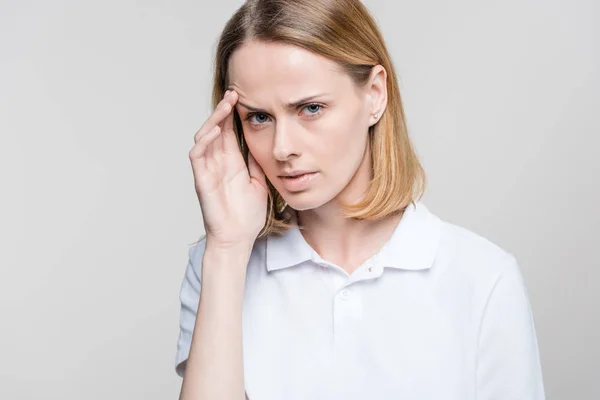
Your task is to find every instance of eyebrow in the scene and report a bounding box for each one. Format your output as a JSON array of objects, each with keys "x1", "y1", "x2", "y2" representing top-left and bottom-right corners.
[{"x1": 235, "y1": 93, "x2": 329, "y2": 113}]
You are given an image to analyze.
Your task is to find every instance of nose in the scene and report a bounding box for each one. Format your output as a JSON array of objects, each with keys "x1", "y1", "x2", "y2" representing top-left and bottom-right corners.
[{"x1": 272, "y1": 120, "x2": 298, "y2": 161}]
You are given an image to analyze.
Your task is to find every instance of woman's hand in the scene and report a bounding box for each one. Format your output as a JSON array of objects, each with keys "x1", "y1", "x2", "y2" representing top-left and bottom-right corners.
[{"x1": 189, "y1": 90, "x2": 268, "y2": 249}]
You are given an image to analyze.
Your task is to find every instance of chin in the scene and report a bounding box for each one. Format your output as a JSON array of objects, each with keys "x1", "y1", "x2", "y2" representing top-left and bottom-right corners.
[
  {"x1": 279, "y1": 194, "x2": 316, "y2": 212},
  {"x1": 287, "y1": 202, "x2": 317, "y2": 212},
  {"x1": 281, "y1": 190, "x2": 338, "y2": 212}
]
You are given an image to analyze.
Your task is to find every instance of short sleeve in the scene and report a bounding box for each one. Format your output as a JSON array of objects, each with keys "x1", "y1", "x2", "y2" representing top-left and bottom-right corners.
[
  {"x1": 174, "y1": 238, "x2": 207, "y2": 378},
  {"x1": 476, "y1": 253, "x2": 546, "y2": 399}
]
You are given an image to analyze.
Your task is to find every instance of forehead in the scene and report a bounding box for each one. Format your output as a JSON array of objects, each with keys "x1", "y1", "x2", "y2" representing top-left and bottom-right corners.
[{"x1": 228, "y1": 40, "x2": 351, "y2": 95}]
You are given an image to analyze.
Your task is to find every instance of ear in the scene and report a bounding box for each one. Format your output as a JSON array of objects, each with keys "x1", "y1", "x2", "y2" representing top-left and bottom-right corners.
[{"x1": 366, "y1": 65, "x2": 387, "y2": 127}]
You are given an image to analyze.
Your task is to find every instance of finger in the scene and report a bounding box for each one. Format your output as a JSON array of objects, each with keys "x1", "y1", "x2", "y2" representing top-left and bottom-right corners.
[
  {"x1": 194, "y1": 94, "x2": 234, "y2": 144},
  {"x1": 201, "y1": 91, "x2": 233, "y2": 160},
  {"x1": 212, "y1": 91, "x2": 234, "y2": 155},
  {"x1": 222, "y1": 91, "x2": 236, "y2": 132},
  {"x1": 222, "y1": 91, "x2": 240, "y2": 154},
  {"x1": 211, "y1": 106, "x2": 230, "y2": 156},
  {"x1": 248, "y1": 150, "x2": 268, "y2": 194},
  {"x1": 190, "y1": 125, "x2": 221, "y2": 160}
]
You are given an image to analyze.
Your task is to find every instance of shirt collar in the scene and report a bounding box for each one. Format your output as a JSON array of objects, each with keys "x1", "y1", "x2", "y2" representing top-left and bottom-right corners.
[{"x1": 265, "y1": 201, "x2": 442, "y2": 272}]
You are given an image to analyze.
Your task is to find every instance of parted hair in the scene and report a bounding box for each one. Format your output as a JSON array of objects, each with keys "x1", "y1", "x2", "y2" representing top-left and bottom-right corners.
[{"x1": 191, "y1": 0, "x2": 426, "y2": 245}]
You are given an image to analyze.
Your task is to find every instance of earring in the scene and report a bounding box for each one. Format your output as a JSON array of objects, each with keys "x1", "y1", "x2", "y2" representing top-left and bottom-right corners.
[{"x1": 374, "y1": 113, "x2": 379, "y2": 119}]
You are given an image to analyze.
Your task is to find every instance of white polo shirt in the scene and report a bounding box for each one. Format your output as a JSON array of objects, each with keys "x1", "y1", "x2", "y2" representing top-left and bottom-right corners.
[{"x1": 175, "y1": 201, "x2": 546, "y2": 399}]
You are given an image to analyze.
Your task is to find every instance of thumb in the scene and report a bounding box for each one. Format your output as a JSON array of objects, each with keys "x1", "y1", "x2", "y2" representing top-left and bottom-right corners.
[{"x1": 248, "y1": 151, "x2": 268, "y2": 194}]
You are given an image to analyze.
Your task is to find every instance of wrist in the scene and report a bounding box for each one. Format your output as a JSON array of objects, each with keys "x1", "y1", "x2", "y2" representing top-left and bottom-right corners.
[
  {"x1": 203, "y1": 241, "x2": 254, "y2": 275},
  {"x1": 205, "y1": 235, "x2": 255, "y2": 253}
]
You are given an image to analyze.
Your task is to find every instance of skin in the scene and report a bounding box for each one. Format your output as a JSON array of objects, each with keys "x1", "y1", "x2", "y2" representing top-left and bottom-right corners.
[{"x1": 228, "y1": 40, "x2": 404, "y2": 273}]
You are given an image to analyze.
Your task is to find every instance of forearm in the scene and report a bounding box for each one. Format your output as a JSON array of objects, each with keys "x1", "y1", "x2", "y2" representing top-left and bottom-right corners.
[{"x1": 180, "y1": 244, "x2": 252, "y2": 400}]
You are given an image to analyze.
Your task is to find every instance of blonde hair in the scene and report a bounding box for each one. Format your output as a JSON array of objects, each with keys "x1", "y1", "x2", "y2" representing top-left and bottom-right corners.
[{"x1": 191, "y1": 0, "x2": 426, "y2": 246}]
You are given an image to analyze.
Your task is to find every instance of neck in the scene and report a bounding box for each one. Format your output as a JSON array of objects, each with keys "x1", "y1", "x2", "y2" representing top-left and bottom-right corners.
[{"x1": 294, "y1": 204, "x2": 404, "y2": 274}]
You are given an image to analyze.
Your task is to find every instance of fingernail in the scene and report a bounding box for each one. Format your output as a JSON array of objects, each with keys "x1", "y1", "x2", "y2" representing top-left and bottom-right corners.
[{"x1": 224, "y1": 90, "x2": 231, "y2": 97}]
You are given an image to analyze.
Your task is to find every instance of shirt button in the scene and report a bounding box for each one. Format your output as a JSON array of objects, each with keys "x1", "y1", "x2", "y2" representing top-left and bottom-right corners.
[{"x1": 339, "y1": 290, "x2": 350, "y2": 300}]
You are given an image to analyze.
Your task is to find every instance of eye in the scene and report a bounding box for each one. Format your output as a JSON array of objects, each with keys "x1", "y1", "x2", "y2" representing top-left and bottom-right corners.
[
  {"x1": 245, "y1": 112, "x2": 270, "y2": 125},
  {"x1": 244, "y1": 103, "x2": 325, "y2": 126},
  {"x1": 300, "y1": 103, "x2": 323, "y2": 118}
]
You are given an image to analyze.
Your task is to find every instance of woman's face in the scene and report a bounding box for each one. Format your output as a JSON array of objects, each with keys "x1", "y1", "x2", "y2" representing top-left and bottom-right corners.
[{"x1": 228, "y1": 40, "x2": 386, "y2": 212}]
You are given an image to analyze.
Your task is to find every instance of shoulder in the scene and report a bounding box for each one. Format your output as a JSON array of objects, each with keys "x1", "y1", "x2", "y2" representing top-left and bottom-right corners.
[
  {"x1": 443, "y1": 221, "x2": 514, "y2": 264},
  {"x1": 429, "y1": 215, "x2": 532, "y2": 321},
  {"x1": 435, "y1": 217, "x2": 521, "y2": 287}
]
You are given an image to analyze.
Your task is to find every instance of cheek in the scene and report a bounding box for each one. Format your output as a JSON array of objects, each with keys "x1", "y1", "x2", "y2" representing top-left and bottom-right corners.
[
  {"x1": 244, "y1": 134, "x2": 274, "y2": 171},
  {"x1": 319, "y1": 114, "x2": 368, "y2": 163}
]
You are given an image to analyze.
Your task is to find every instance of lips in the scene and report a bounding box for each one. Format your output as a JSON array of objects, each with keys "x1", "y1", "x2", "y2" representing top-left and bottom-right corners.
[
  {"x1": 282, "y1": 173, "x2": 309, "y2": 179},
  {"x1": 279, "y1": 171, "x2": 319, "y2": 191},
  {"x1": 279, "y1": 170, "x2": 317, "y2": 178}
]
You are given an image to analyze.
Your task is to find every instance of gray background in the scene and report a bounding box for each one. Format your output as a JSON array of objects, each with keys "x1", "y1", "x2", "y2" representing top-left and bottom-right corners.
[{"x1": 1, "y1": 0, "x2": 598, "y2": 398}]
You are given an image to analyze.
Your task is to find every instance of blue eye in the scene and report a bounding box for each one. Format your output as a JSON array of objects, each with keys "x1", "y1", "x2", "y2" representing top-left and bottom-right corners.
[
  {"x1": 302, "y1": 104, "x2": 322, "y2": 115},
  {"x1": 249, "y1": 113, "x2": 269, "y2": 124},
  {"x1": 245, "y1": 103, "x2": 325, "y2": 125}
]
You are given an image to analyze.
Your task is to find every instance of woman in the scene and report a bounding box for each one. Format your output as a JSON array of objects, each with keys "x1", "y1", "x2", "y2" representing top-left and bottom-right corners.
[{"x1": 176, "y1": 0, "x2": 546, "y2": 399}]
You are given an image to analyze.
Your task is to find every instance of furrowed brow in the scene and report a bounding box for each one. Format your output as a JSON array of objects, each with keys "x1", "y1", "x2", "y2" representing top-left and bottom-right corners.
[{"x1": 237, "y1": 93, "x2": 328, "y2": 113}]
